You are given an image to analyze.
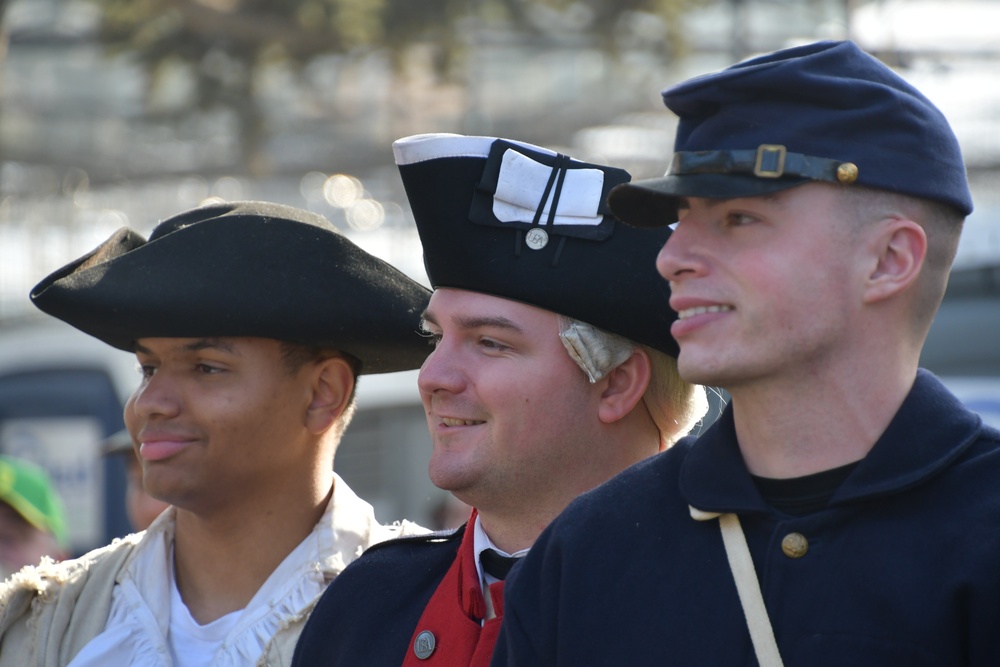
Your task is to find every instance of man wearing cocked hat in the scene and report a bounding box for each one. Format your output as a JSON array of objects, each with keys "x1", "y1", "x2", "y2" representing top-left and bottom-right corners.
[
  {"x1": 292, "y1": 134, "x2": 707, "y2": 666},
  {"x1": 0, "y1": 201, "x2": 431, "y2": 667},
  {"x1": 496, "y1": 41, "x2": 1000, "y2": 665}
]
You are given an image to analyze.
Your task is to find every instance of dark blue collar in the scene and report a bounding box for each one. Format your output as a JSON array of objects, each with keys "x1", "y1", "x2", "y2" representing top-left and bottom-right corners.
[{"x1": 681, "y1": 370, "x2": 984, "y2": 515}]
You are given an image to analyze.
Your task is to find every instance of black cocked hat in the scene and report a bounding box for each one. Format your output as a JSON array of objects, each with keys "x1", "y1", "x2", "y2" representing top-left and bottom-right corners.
[
  {"x1": 609, "y1": 40, "x2": 973, "y2": 226},
  {"x1": 394, "y1": 134, "x2": 678, "y2": 357},
  {"x1": 30, "y1": 201, "x2": 431, "y2": 374}
]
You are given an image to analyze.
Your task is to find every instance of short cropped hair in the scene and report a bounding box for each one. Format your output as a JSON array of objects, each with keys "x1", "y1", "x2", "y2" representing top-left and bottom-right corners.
[{"x1": 838, "y1": 184, "x2": 965, "y2": 334}]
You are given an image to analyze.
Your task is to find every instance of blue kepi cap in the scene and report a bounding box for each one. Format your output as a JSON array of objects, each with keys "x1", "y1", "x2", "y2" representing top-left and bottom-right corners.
[{"x1": 609, "y1": 40, "x2": 973, "y2": 226}]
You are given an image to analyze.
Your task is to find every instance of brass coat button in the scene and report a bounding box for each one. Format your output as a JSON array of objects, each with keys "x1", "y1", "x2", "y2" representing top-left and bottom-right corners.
[{"x1": 781, "y1": 532, "x2": 809, "y2": 558}]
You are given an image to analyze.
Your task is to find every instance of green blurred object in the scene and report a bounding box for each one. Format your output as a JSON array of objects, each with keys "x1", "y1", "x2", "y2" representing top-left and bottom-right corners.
[{"x1": 0, "y1": 455, "x2": 69, "y2": 549}]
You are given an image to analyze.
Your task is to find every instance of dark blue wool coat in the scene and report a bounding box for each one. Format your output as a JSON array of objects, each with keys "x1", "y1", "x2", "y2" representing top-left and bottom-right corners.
[
  {"x1": 292, "y1": 526, "x2": 464, "y2": 666},
  {"x1": 495, "y1": 371, "x2": 1000, "y2": 666}
]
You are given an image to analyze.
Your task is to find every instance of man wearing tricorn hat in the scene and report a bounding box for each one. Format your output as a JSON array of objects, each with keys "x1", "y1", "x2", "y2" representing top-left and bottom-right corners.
[
  {"x1": 292, "y1": 134, "x2": 707, "y2": 666},
  {"x1": 0, "y1": 201, "x2": 431, "y2": 666},
  {"x1": 496, "y1": 41, "x2": 1000, "y2": 665}
]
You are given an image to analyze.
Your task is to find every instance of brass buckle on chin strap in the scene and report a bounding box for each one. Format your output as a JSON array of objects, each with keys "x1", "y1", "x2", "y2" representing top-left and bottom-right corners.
[{"x1": 753, "y1": 145, "x2": 787, "y2": 178}]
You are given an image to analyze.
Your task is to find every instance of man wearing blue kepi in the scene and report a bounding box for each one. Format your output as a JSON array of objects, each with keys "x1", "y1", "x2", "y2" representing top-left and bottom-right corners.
[
  {"x1": 495, "y1": 40, "x2": 1000, "y2": 666},
  {"x1": 291, "y1": 134, "x2": 709, "y2": 666}
]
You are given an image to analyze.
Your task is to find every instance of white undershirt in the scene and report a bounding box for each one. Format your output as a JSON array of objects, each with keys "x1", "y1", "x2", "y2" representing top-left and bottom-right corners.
[{"x1": 168, "y1": 568, "x2": 240, "y2": 667}]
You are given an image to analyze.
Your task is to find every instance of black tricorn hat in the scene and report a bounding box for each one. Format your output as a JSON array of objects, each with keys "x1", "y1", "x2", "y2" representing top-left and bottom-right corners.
[
  {"x1": 30, "y1": 201, "x2": 431, "y2": 374},
  {"x1": 394, "y1": 134, "x2": 678, "y2": 357}
]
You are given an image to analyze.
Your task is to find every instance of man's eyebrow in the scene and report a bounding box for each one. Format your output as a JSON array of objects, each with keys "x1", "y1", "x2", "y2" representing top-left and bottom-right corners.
[
  {"x1": 455, "y1": 315, "x2": 524, "y2": 333},
  {"x1": 183, "y1": 338, "x2": 239, "y2": 354},
  {"x1": 677, "y1": 192, "x2": 783, "y2": 210},
  {"x1": 419, "y1": 311, "x2": 524, "y2": 334},
  {"x1": 134, "y1": 338, "x2": 239, "y2": 355},
  {"x1": 677, "y1": 196, "x2": 732, "y2": 210}
]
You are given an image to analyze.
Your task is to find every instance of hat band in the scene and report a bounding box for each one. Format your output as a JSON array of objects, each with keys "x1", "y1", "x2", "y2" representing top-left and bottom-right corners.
[{"x1": 669, "y1": 145, "x2": 858, "y2": 185}]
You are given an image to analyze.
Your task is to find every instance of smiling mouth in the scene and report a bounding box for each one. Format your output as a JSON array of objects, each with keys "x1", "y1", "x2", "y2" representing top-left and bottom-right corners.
[
  {"x1": 677, "y1": 305, "x2": 733, "y2": 320},
  {"x1": 440, "y1": 418, "x2": 485, "y2": 427}
]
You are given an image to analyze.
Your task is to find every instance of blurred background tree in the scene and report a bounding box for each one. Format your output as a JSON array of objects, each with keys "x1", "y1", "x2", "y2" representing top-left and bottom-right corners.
[{"x1": 88, "y1": 0, "x2": 696, "y2": 175}]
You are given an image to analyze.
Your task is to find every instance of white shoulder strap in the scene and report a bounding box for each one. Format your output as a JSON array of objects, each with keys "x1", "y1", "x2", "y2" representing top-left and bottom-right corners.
[{"x1": 690, "y1": 507, "x2": 784, "y2": 667}]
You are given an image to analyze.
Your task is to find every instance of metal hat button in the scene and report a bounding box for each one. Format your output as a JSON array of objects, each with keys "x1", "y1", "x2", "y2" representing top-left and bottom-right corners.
[
  {"x1": 525, "y1": 228, "x2": 549, "y2": 250},
  {"x1": 836, "y1": 162, "x2": 859, "y2": 184},
  {"x1": 413, "y1": 630, "x2": 436, "y2": 660}
]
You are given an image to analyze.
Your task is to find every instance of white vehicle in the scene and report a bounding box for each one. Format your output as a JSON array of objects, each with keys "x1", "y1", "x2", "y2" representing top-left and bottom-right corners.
[{"x1": 0, "y1": 317, "x2": 442, "y2": 555}]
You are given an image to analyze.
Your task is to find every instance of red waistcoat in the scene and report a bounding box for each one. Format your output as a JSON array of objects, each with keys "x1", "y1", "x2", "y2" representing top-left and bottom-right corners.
[{"x1": 402, "y1": 511, "x2": 503, "y2": 667}]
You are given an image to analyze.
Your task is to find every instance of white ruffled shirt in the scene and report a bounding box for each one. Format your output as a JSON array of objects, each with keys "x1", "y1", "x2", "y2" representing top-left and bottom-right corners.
[{"x1": 66, "y1": 474, "x2": 420, "y2": 667}]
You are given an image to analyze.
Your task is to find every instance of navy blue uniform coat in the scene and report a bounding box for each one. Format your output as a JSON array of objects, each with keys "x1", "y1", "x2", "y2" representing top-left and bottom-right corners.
[
  {"x1": 292, "y1": 526, "x2": 464, "y2": 665},
  {"x1": 494, "y1": 371, "x2": 1000, "y2": 666}
]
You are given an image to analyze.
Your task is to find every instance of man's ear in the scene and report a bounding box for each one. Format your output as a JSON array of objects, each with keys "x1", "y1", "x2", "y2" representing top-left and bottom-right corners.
[
  {"x1": 863, "y1": 217, "x2": 927, "y2": 304},
  {"x1": 597, "y1": 348, "x2": 652, "y2": 425},
  {"x1": 305, "y1": 357, "x2": 355, "y2": 435}
]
